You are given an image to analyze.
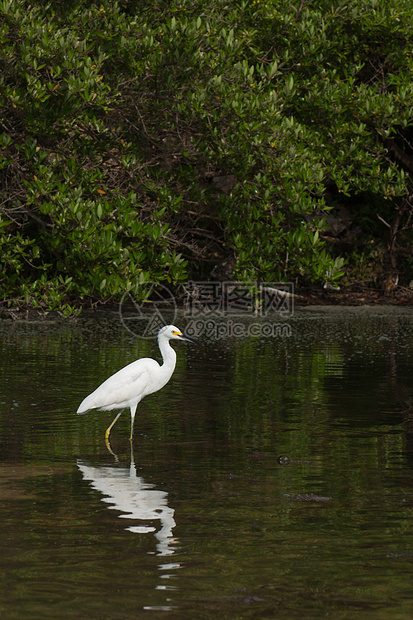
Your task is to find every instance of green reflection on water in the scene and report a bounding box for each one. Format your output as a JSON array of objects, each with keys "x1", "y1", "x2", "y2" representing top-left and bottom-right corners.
[{"x1": 1, "y1": 308, "x2": 413, "y2": 618}]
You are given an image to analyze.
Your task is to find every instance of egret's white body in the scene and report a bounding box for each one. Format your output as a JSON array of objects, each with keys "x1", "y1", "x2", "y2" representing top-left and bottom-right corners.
[{"x1": 77, "y1": 325, "x2": 198, "y2": 441}]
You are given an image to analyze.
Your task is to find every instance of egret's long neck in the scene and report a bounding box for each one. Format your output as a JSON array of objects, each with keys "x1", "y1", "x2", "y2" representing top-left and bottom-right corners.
[{"x1": 158, "y1": 336, "x2": 177, "y2": 375}]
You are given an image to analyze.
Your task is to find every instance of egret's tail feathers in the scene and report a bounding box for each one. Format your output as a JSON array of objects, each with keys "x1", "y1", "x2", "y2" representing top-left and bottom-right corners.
[{"x1": 77, "y1": 393, "x2": 97, "y2": 414}]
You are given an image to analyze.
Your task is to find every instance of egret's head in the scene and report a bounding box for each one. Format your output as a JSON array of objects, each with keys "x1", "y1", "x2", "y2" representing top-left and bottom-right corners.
[{"x1": 159, "y1": 325, "x2": 200, "y2": 344}]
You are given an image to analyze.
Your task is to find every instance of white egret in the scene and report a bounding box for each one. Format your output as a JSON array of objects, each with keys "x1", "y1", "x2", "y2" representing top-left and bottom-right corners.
[{"x1": 77, "y1": 325, "x2": 199, "y2": 442}]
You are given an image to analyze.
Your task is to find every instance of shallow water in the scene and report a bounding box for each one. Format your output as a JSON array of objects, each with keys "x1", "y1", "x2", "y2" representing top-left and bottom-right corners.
[{"x1": 1, "y1": 307, "x2": 413, "y2": 619}]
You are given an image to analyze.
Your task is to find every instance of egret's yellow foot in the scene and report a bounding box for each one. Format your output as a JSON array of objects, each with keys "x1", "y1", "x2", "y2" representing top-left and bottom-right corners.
[
  {"x1": 104, "y1": 411, "x2": 123, "y2": 443},
  {"x1": 105, "y1": 435, "x2": 118, "y2": 460}
]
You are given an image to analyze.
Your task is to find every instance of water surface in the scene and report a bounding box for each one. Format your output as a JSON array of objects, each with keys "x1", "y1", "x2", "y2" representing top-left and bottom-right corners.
[{"x1": 1, "y1": 307, "x2": 413, "y2": 619}]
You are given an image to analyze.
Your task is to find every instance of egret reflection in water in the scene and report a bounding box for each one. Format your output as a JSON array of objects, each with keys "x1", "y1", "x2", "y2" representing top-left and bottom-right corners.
[{"x1": 77, "y1": 455, "x2": 177, "y2": 556}]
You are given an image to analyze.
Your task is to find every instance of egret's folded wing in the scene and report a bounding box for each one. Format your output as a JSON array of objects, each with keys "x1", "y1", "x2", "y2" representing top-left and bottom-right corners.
[{"x1": 77, "y1": 360, "x2": 154, "y2": 413}]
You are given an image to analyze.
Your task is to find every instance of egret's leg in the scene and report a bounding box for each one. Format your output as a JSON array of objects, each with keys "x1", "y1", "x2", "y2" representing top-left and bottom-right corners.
[
  {"x1": 105, "y1": 435, "x2": 119, "y2": 461},
  {"x1": 105, "y1": 410, "x2": 123, "y2": 442},
  {"x1": 129, "y1": 419, "x2": 135, "y2": 442},
  {"x1": 129, "y1": 403, "x2": 138, "y2": 442}
]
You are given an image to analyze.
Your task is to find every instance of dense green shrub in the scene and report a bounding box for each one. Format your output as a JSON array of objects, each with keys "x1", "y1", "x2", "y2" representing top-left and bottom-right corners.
[{"x1": 1, "y1": 0, "x2": 412, "y2": 310}]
